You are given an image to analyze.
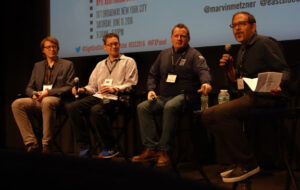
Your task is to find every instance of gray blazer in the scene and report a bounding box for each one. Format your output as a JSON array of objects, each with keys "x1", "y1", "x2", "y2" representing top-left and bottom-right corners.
[{"x1": 25, "y1": 58, "x2": 75, "y2": 97}]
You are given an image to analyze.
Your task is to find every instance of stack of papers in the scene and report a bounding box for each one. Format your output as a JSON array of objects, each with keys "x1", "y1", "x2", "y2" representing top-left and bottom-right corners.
[{"x1": 243, "y1": 72, "x2": 282, "y2": 92}]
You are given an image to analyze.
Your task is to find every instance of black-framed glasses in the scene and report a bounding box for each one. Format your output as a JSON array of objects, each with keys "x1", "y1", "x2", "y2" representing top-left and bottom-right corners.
[
  {"x1": 229, "y1": 21, "x2": 250, "y2": 28},
  {"x1": 44, "y1": 45, "x2": 58, "y2": 50},
  {"x1": 106, "y1": 42, "x2": 120, "y2": 47}
]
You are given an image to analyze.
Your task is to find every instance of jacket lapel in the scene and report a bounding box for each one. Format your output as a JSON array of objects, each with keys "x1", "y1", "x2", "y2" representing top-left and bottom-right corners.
[
  {"x1": 52, "y1": 59, "x2": 61, "y2": 87},
  {"x1": 37, "y1": 61, "x2": 46, "y2": 91}
]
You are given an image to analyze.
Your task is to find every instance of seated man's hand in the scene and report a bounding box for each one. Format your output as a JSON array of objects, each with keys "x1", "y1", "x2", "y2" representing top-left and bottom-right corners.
[
  {"x1": 99, "y1": 85, "x2": 115, "y2": 94},
  {"x1": 270, "y1": 86, "x2": 282, "y2": 95},
  {"x1": 147, "y1": 91, "x2": 157, "y2": 101},
  {"x1": 72, "y1": 87, "x2": 86, "y2": 96},
  {"x1": 36, "y1": 89, "x2": 49, "y2": 102},
  {"x1": 219, "y1": 54, "x2": 233, "y2": 67},
  {"x1": 197, "y1": 83, "x2": 212, "y2": 95}
]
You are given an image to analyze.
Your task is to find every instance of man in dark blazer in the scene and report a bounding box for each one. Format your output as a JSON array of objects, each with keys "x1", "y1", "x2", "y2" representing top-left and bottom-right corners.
[{"x1": 11, "y1": 36, "x2": 75, "y2": 153}]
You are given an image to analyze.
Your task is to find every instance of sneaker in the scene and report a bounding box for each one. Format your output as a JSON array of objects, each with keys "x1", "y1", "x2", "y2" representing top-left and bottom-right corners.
[
  {"x1": 220, "y1": 164, "x2": 236, "y2": 177},
  {"x1": 131, "y1": 148, "x2": 158, "y2": 163},
  {"x1": 156, "y1": 150, "x2": 170, "y2": 167},
  {"x1": 222, "y1": 165, "x2": 260, "y2": 183},
  {"x1": 98, "y1": 149, "x2": 119, "y2": 159},
  {"x1": 78, "y1": 148, "x2": 90, "y2": 158},
  {"x1": 26, "y1": 143, "x2": 40, "y2": 152}
]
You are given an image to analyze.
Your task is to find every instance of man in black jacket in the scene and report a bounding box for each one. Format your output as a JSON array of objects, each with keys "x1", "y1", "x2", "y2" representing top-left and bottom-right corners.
[{"x1": 201, "y1": 12, "x2": 290, "y2": 183}]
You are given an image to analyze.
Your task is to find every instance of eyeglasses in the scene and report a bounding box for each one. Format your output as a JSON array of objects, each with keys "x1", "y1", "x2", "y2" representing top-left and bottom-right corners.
[
  {"x1": 106, "y1": 42, "x2": 120, "y2": 47},
  {"x1": 44, "y1": 45, "x2": 58, "y2": 50},
  {"x1": 229, "y1": 21, "x2": 250, "y2": 28}
]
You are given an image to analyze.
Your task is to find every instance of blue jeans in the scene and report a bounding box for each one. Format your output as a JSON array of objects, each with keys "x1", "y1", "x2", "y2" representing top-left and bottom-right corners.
[{"x1": 137, "y1": 94, "x2": 185, "y2": 153}]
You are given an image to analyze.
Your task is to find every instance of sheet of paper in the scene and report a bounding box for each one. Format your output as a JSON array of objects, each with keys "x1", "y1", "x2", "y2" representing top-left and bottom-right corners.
[
  {"x1": 255, "y1": 72, "x2": 282, "y2": 92},
  {"x1": 243, "y1": 72, "x2": 283, "y2": 92},
  {"x1": 242, "y1": 77, "x2": 258, "y2": 92},
  {"x1": 93, "y1": 93, "x2": 118, "y2": 100}
]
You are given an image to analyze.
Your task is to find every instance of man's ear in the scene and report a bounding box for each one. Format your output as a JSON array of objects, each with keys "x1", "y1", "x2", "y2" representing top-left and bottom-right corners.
[{"x1": 251, "y1": 23, "x2": 257, "y2": 33}]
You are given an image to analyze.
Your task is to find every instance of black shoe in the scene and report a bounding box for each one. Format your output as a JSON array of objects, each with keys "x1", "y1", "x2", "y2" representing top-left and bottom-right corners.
[{"x1": 222, "y1": 165, "x2": 260, "y2": 183}]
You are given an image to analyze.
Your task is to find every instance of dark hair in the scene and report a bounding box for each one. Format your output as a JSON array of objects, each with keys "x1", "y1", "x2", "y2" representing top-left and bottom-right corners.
[
  {"x1": 102, "y1": 33, "x2": 119, "y2": 45},
  {"x1": 40, "y1": 36, "x2": 59, "y2": 51},
  {"x1": 171, "y1": 23, "x2": 190, "y2": 38},
  {"x1": 232, "y1": 12, "x2": 256, "y2": 24}
]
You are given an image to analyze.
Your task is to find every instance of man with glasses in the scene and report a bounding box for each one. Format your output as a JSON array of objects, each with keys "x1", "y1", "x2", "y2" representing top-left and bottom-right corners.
[
  {"x1": 131, "y1": 23, "x2": 212, "y2": 167},
  {"x1": 201, "y1": 12, "x2": 290, "y2": 182},
  {"x1": 11, "y1": 36, "x2": 75, "y2": 153},
  {"x1": 67, "y1": 33, "x2": 138, "y2": 158}
]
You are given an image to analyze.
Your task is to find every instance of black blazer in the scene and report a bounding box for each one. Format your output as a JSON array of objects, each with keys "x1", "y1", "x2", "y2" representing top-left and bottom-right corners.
[{"x1": 25, "y1": 58, "x2": 75, "y2": 97}]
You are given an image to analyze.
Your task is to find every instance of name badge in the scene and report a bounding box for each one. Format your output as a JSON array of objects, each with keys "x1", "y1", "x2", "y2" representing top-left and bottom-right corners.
[
  {"x1": 43, "y1": 84, "x2": 53, "y2": 91},
  {"x1": 179, "y1": 59, "x2": 186, "y2": 66},
  {"x1": 166, "y1": 74, "x2": 177, "y2": 83},
  {"x1": 237, "y1": 78, "x2": 244, "y2": 90},
  {"x1": 104, "y1": 79, "x2": 113, "y2": 86}
]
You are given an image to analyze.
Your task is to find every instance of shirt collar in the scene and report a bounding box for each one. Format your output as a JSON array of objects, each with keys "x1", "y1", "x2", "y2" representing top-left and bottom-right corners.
[
  {"x1": 107, "y1": 54, "x2": 122, "y2": 64},
  {"x1": 172, "y1": 44, "x2": 189, "y2": 54},
  {"x1": 246, "y1": 33, "x2": 257, "y2": 47}
]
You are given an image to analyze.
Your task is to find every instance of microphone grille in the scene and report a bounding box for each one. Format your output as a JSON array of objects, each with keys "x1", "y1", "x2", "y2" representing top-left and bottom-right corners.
[
  {"x1": 74, "y1": 77, "x2": 79, "y2": 82},
  {"x1": 225, "y1": 44, "x2": 231, "y2": 52}
]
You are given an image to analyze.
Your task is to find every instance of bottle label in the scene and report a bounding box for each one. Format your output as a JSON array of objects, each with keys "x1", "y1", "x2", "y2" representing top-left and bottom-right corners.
[
  {"x1": 218, "y1": 91, "x2": 230, "y2": 104},
  {"x1": 201, "y1": 95, "x2": 209, "y2": 110}
]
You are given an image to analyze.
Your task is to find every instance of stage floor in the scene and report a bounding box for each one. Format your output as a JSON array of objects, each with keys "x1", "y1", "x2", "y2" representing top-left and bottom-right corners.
[{"x1": 1, "y1": 149, "x2": 299, "y2": 190}]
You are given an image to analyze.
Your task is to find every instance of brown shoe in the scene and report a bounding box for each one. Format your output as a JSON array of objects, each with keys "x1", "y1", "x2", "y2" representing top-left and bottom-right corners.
[
  {"x1": 26, "y1": 143, "x2": 39, "y2": 152},
  {"x1": 42, "y1": 144, "x2": 52, "y2": 154},
  {"x1": 131, "y1": 148, "x2": 158, "y2": 162},
  {"x1": 156, "y1": 150, "x2": 170, "y2": 167}
]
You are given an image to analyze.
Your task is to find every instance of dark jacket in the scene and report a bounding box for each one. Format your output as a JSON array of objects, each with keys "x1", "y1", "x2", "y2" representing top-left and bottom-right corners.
[
  {"x1": 25, "y1": 58, "x2": 75, "y2": 97},
  {"x1": 147, "y1": 45, "x2": 211, "y2": 97}
]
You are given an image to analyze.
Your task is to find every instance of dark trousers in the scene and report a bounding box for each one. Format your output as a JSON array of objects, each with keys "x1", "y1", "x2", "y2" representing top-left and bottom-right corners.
[
  {"x1": 201, "y1": 94, "x2": 284, "y2": 167},
  {"x1": 66, "y1": 96, "x2": 117, "y2": 150}
]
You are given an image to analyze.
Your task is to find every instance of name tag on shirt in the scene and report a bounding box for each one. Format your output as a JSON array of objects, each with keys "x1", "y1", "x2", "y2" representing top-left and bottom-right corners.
[
  {"x1": 43, "y1": 84, "x2": 52, "y2": 91},
  {"x1": 104, "y1": 79, "x2": 113, "y2": 86},
  {"x1": 237, "y1": 78, "x2": 244, "y2": 90},
  {"x1": 166, "y1": 74, "x2": 177, "y2": 83}
]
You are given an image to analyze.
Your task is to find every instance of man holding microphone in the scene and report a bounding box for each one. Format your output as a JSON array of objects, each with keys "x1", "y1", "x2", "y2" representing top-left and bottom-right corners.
[
  {"x1": 201, "y1": 12, "x2": 290, "y2": 182},
  {"x1": 67, "y1": 33, "x2": 138, "y2": 158}
]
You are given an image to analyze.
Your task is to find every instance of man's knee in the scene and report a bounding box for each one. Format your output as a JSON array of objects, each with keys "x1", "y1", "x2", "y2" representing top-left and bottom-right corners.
[
  {"x1": 90, "y1": 105, "x2": 105, "y2": 116},
  {"x1": 65, "y1": 101, "x2": 80, "y2": 116},
  {"x1": 41, "y1": 97, "x2": 60, "y2": 108},
  {"x1": 163, "y1": 101, "x2": 181, "y2": 114},
  {"x1": 137, "y1": 100, "x2": 150, "y2": 113},
  {"x1": 11, "y1": 98, "x2": 31, "y2": 111},
  {"x1": 11, "y1": 99, "x2": 20, "y2": 111}
]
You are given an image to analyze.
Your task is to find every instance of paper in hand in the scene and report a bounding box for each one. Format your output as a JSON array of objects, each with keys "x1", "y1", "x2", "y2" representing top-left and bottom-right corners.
[{"x1": 243, "y1": 72, "x2": 282, "y2": 92}]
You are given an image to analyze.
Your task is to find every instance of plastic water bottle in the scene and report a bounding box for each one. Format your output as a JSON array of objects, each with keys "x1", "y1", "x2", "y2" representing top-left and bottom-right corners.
[
  {"x1": 218, "y1": 89, "x2": 230, "y2": 104},
  {"x1": 201, "y1": 94, "x2": 209, "y2": 111}
]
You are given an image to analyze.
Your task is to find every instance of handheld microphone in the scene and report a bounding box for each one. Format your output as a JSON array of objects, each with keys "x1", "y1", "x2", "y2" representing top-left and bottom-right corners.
[
  {"x1": 224, "y1": 43, "x2": 232, "y2": 53},
  {"x1": 74, "y1": 77, "x2": 79, "y2": 98},
  {"x1": 223, "y1": 44, "x2": 232, "y2": 66},
  {"x1": 151, "y1": 95, "x2": 156, "y2": 101}
]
